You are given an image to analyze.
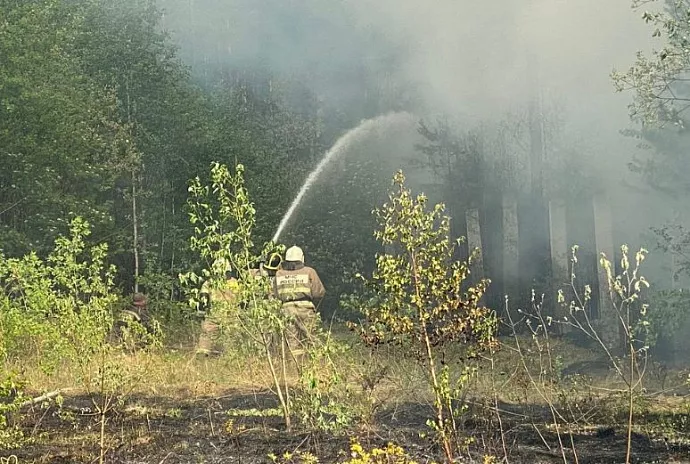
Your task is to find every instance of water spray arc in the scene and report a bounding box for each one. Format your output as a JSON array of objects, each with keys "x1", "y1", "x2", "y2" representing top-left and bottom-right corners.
[{"x1": 272, "y1": 112, "x2": 413, "y2": 243}]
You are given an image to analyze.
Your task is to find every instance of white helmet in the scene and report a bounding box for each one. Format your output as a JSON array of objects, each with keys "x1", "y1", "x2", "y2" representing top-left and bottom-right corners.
[{"x1": 285, "y1": 246, "x2": 304, "y2": 263}]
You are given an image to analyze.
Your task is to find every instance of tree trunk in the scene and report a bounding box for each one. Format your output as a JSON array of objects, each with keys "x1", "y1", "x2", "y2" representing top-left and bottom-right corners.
[
  {"x1": 528, "y1": 96, "x2": 545, "y2": 196},
  {"x1": 593, "y1": 192, "x2": 619, "y2": 350},
  {"x1": 502, "y1": 194, "x2": 519, "y2": 323},
  {"x1": 465, "y1": 208, "x2": 484, "y2": 280},
  {"x1": 170, "y1": 192, "x2": 176, "y2": 300},
  {"x1": 548, "y1": 200, "x2": 568, "y2": 286},
  {"x1": 160, "y1": 190, "x2": 166, "y2": 262},
  {"x1": 548, "y1": 199, "x2": 569, "y2": 332},
  {"x1": 132, "y1": 171, "x2": 140, "y2": 294},
  {"x1": 125, "y1": 75, "x2": 140, "y2": 295}
]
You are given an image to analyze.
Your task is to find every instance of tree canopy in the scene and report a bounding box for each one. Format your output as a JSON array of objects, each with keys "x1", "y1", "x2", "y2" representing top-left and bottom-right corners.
[{"x1": 0, "y1": 0, "x2": 332, "y2": 294}]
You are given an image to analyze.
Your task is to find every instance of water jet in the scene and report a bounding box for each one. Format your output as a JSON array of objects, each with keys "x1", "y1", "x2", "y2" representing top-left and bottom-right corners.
[{"x1": 272, "y1": 112, "x2": 413, "y2": 243}]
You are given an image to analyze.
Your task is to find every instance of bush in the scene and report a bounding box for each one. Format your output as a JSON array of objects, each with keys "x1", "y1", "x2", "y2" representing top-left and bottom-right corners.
[
  {"x1": 0, "y1": 217, "x2": 161, "y2": 462},
  {"x1": 0, "y1": 217, "x2": 118, "y2": 371},
  {"x1": 348, "y1": 171, "x2": 497, "y2": 463},
  {"x1": 0, "y1": 374, "x2": 26, "y2": 450}
]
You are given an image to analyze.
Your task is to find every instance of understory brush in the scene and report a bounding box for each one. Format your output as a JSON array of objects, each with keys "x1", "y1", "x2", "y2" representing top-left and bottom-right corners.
[
  {"x1": 0, "y1": 217, "x2": 162, "y2": 462},
  {"x1": 180, "y1": 162, "x2": 359, "y2": 433},
  {"x1": 488, "y1": 243, "x2": 669, "y2": 464},
  {"x1": 347, "y1": 171, "x2": 498, "y2": 463},
  {"x1": 3, "y1": 166, "x2": 690, "y2": 464},
  {"x1": 0, "y1": 374, "x2": 27, "y2": 450}
]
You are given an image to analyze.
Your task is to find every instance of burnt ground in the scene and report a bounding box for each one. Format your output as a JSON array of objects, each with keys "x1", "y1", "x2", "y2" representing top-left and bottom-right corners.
[{"x1": 3, "y1": 389, "x2": 690, "y2": 464}]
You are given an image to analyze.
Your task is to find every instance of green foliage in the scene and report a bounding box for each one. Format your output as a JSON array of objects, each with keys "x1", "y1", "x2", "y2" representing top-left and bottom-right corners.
[
  {"x1": 0, "y1": 0, "x2": 327, "y2": 298},
  {"x1": 0, "y1": 0, "x2": 120, "y2": 255},
  {"x1": 349, "y1": 170, "x2": 497, "y2": 462},
  {"x1": 291, "y1": 330, "x2": 354, "y2": 433},
  {"x1": 205, "y1": 83, "x2": 324, "y2": 238},
  {"x1": 0, "y1": 374, "x2": 26, "y2": 450},
  {"x1": 646, "y1": 288, "x2": 690, "y2": 348},
  {"x1": 180, "y1": 162, "x2": 358, "y2": 433},
  {"x1": 350, "y1": 171, "x2": 496, "y2": 353},
  {"x1": 0, "y1": 217, "x2": 117, "y2": 370},
  {"x1": 180, "y1": 162, "x2": 295, "y2": 425},
  {"x1": 137, "y1": 254, "x2": 188, "y2": 323},
  {"x1": 650, "y1": 220, "x2": 690, "y2": 289},
  {"x1": 624, "y1": 127, "x2": 690, "y2": 200},
  {"x1": 0, "y1": 214, "x2": 162, "y2": 366},
  {"x1": 614, "y1": 3, "x2": 690, "y2": 284},
  {"x1": 613, "y1": 0, "x2": 690, "y2": 126},
  {"x1": 614, "y1": 2, "x2": 690, "y2": 268},
  {"x1": 0, "y1": 215, "x2": 161, "y2": 461},
  {"x1": 180, "y1": 162, "x2": 281, "y2": 317}
]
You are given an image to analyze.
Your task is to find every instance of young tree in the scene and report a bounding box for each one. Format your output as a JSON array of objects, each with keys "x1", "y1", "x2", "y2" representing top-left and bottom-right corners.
[
  {"x1": 180, "y1": 162, "x2": 293, "y2": 427},
  {"x1": 350, "y1": 171, "x2": 497, "y2": 463}
]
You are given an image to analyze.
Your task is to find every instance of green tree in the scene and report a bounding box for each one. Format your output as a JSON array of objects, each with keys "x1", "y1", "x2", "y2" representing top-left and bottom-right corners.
[
  {"x1": 73, "y1": 1, "x2": 327, "y2": 293},
  {"x1": 0, "y1": 217, "x2": 118, "y2": 367},
  {"x1": 349, "y1": 171, "x2": 497, "y2": 463},
  {"x1": 613, "y1": 0, "x2": 690, "y2": 126},
  {"x1": 0, "y1": 0, "x2": 360, "y2": 303},
  {"x1": 614, "y1": 0, "x2": 690, "y2": 281},
  {"x1": 0, "y1": 0, "x2": 121, "y2": 255},
  {"x1": 180, "y1": 162, "x2": 292, "y2": 427},
  {"x1": 70, "y1": 0, "x2": 208, "y2": 289},
  {"x1": 204, "y1": 81, "x2": 324, "y2": 245}
]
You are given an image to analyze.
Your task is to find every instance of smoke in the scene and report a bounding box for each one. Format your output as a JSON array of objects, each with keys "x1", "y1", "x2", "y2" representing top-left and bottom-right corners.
[
  {"x1": 350, "y1": 0, "x2": 650, "y2": 132},
  {"x1": 164, "y1": 0, "x2": 656, "y2": 201},
  {"x1": 162, "y1": 0, "x2": 674, "y2": 279},
  {"x1": 165, "y1": 0, "x2": 651, "y2": 137}
]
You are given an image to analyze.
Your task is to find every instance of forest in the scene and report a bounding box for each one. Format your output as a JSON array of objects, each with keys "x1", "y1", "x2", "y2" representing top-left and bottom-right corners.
[{"x1": 2, "y1": 0, "x2": 690, "y2": 463}]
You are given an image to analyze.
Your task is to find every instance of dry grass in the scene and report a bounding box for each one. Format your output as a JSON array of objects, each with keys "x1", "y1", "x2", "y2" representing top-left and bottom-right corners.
[
  {"x1": 4, "y1": 328, "x2": 690, "y2": 463},
  {"x1": 11, "y1": 330, "x2": 688, "y2": 417}
]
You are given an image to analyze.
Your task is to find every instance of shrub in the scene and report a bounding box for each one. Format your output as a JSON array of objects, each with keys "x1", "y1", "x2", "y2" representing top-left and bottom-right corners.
[
  {"x1": 0, "y1": 374, "x2": 26, "y2": 450},
  {"x1": 0, "y1": 217, "x2": 118, "y2": 371},
  {"x1": 349, "y1": 171, "x2": 497, "y2": 463}
]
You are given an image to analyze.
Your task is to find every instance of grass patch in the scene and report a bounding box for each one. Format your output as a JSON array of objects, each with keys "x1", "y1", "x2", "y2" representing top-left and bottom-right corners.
[{"x1": 3, "y1": 331, "x2": 689, "y2": 463}]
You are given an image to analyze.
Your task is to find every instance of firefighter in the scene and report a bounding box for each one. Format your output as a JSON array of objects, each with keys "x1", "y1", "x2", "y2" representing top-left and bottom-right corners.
[
  {"x1": 253, "y1": 251, "x2": 283, "y2": 351},
  {"x1": 112, "y1": 292, "x2": 155, "y2": 348},
  {"x1": 248, "y1": 251, "x2": 282, "y2": 295},
  {"x1": 261, "y1": 251, "x2": 282, "y2": 294},
  {"x1": 274, "y1": 246, "x2": 325, "y2": 355},
  {"x1": 196, "y1": 258, "x2": 239, "y2": 356},
  {"x1": 126, "y1": 292, "x2": 151, "y2": 327}
]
